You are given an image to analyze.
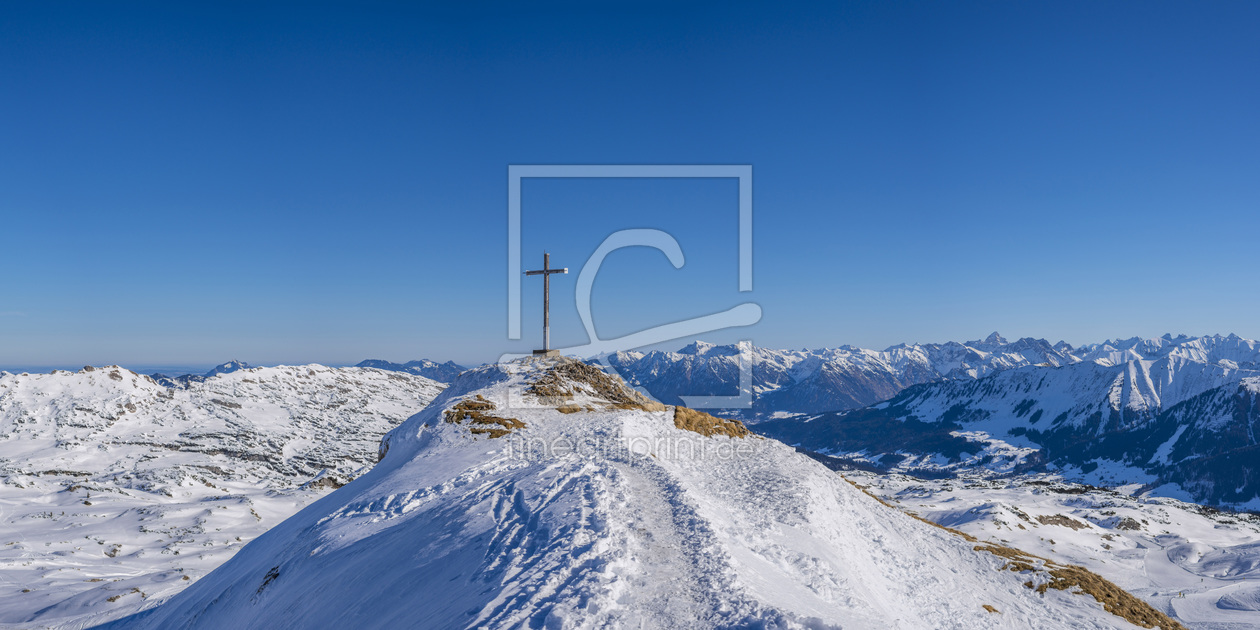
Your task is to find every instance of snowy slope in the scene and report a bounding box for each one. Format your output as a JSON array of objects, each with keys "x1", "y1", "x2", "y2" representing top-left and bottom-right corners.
[
  {"x1": 109, "y1": 358, "x2": 1176, "y2": 629},
  {"x1": 855, "y1": 472, "x2": 1260, "y2": 630},
  {"x1": 0, "y1": 365, "x2": 443, "y2": 630}
]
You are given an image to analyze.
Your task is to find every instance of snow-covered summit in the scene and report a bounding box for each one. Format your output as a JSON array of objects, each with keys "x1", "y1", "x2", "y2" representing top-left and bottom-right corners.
[
  {"x1": 110, "y1": 358, "x2": 1177, "y2": 629},
  {"x1": 204, "y1": 359, "x2": 251, "y2": 378}
]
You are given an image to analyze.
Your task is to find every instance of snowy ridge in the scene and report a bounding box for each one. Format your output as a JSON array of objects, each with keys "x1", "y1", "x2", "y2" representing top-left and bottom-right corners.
[
  {"x1": 109, "y1": 358, "x2": 1170, "y2": 629},
  {"x1": 0, "y1": 365, "x2": 443, "y2": 629}
]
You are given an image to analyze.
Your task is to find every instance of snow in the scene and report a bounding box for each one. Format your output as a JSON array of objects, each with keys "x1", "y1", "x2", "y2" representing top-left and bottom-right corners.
[
  {"x1": 857, "y1": 472, "x2": 1260, "y2": 629},
  {"x1": 607, "y1": 333, "x2": 1260, "y2": 421},
  {"x1": 606, "y1": 333, "x2": 1088, "y2": 418},
  {"x1": 109, "y1": 359, "x2": 1152, "y2": 629},
  {"x1": 0, "y1": 365, "x2": 443, "y2": 630},
  {"x1": 8, "y1": 335, "x2": 1257, "y2": 627},
  {"x1": 1152, "y1": 424, "x2": 1190, "y2": 465},
  {"x1": 826, "y1": 355, "x2": 1259, "y2": 485},
  {"x1": 1077, "y1": 335, "x2": 1260, "y2": 382}
]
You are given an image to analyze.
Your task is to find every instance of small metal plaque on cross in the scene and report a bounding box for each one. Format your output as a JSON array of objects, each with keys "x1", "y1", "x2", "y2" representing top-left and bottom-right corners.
[{"x1": 524, "y1": 252, "x2": 568, "y2": 356}]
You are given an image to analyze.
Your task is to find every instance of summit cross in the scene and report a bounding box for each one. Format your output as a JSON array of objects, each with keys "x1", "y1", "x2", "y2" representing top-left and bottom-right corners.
[{"x1": 524, "y1": 252, "x2": 568, "y2": 356}]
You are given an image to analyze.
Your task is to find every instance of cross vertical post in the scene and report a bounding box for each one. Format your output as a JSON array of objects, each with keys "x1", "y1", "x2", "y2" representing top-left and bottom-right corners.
[
  {"x1": 524, "y1": 252, "x2": 568, "y2": 356},
  {"x1": 543, "y1": 252, "x2": 551, "y2": 350}
]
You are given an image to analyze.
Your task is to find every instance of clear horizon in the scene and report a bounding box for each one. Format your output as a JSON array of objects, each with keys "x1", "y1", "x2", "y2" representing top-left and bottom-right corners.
[
  {"x1": 3, "y1": 329, "x2": 1254, "y2": 375},
  {"x1": 3, "y1": 2, "x2": 1257, "y2": 367}
]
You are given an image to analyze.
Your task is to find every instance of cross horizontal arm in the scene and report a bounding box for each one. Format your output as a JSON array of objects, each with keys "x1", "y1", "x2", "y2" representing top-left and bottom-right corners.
[{"x1": 524, "y1": 268, "x2": 569, "y2": 275}]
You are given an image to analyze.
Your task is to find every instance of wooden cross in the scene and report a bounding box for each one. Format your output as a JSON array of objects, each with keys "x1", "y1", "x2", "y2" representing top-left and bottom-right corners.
[{"x1": 524, "y1": 252, "x2": 568, "y2": 355}]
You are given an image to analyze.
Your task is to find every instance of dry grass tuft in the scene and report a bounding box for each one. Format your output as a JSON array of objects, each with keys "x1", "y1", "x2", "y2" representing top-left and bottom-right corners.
[
  {"x1": 526, "y1": 372, "x2": 573, "y2": 405},
  {"x1": 982, "y1": 604, "x2": 1000, "y2": 614},
  {"x1": 443, "y1": 395, "x2": 495, "y2": 419},
  {"x1": 672, "y1": 406, "x2": 750, "y2": 438},
  {"x1": 973, "y1": 543, "x2": 1041, "y2": 574},
  {"x1": 528, "y1": 360, "x2": 666, "y2": 411},
  {"x1": 1036, "y1": 562, "x2": 1184, "y2": 629},
  {"x1": 970, "y1": 541, "x2": 1185, "y2": 628},
  {"x1": 443, "y1": 395, "x2": 526, "y2": 439},
  {"x1": 838, "y1": 476, "x2": 1184, "y2": 630}
]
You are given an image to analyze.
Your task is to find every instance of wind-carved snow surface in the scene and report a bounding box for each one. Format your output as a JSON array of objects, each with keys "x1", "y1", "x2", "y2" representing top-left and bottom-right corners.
[
  {"x1": 109, "y1": 360, "x2": 1154, "y2": 629},
  {"x1": 857, "y1": 473, "x2": 1260, "y2": 630},
  {"x1": 0, "y1": 365, "x2": 443, "y2": 630}
]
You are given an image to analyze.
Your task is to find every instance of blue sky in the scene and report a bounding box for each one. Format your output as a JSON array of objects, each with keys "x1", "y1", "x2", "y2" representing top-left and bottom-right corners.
[{"x1": 1, "y1": 1, "x2": 1257, "y2": 368}]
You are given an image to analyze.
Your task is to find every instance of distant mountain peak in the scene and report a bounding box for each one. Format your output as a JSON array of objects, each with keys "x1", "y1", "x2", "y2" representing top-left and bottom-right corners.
[
  {"x1": 354, "y1": 358, "x2": 465, "y2": 383},
  {"x1": 205, "y1": 360, "x2": 250, "y2": 378},
  {"x1": 676, "y1": 340, "x2": 743, "y2": 357},
  {"x1": 150, "y1": 360, "x2": 252, "y2": 389},
  {"x1": 983, "y1": 331, "x2": 1006, "y2": 345},
  {"x1": 676, "y1": 340, "x2": 717, "y2": 355}
]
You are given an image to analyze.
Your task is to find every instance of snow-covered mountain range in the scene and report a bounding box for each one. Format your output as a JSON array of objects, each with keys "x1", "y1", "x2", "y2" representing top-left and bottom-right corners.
[
  {"x1": 758, "y1": 334, "x2": 1260, "y2": 508},
  {"x1": 354, "y1": 358, "x2": 466, "y2": 383},
  {"x1": 149, "y1": 358, "x2": 465, "y2": 390},
  {"x1": 0, "y1": 365, "x2": 443, "y2": 629},
  {"x1": 150, "y1": 360, "x2": 253, "y2": 388},
  {"x1": 1077, "y1": 334, "x2": 1260, "y2": 370},
  {"x1": 606, "y1": 333, "x2": 1260, "y2": 420},
  {"x1": 605, "y1": 333, "x2": 1076, "y2": 418},
  {"x1": 103, "y1": 358, "x2": 1179, "y2": 629}
]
